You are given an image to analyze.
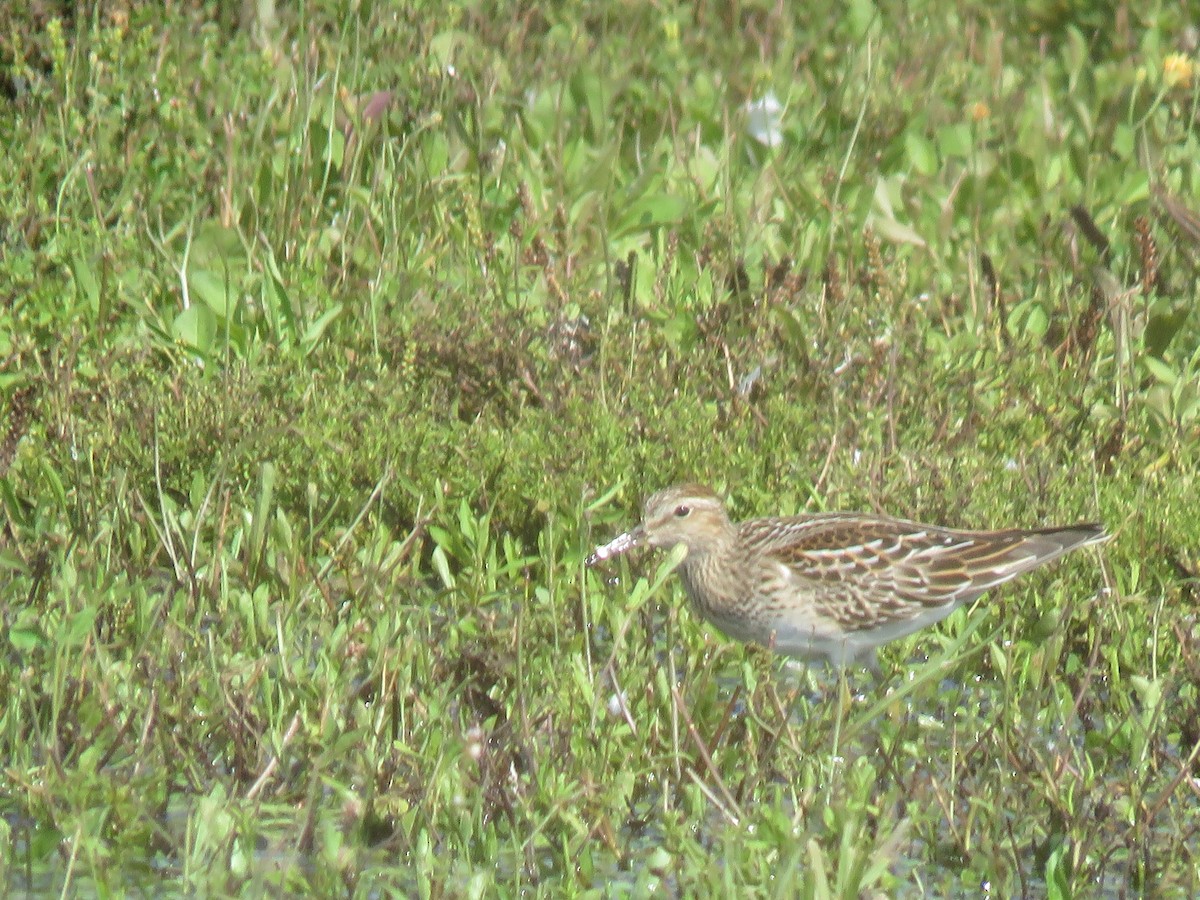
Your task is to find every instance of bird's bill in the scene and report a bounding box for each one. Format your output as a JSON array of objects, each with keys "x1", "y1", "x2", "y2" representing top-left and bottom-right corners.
[{"x1": 586, "y1": 525, "x2": 646, "y2": 566}]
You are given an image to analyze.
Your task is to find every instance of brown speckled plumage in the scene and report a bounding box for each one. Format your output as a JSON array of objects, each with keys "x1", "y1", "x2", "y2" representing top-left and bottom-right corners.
[{"x1": 587, "y1": 483, "x2": 1107, "y2": 669}]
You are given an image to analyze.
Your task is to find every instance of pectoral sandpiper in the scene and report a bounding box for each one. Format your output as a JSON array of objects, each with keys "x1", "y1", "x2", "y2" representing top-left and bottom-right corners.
[{"x1": 587, "y1": 483, "x2": 1107, "y2": 669}]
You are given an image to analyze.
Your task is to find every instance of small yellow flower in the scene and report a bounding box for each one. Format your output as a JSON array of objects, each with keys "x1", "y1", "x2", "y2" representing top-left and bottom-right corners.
[
  {"x1": 1163, "y1": 53, "x2": 1195, "y2": 90},
  {"x1": 661, "y1": 15, "x2": 682, "y2": 57},
  {"x1": 969, "y1": 101, "x2": 990, "y2": 122}
]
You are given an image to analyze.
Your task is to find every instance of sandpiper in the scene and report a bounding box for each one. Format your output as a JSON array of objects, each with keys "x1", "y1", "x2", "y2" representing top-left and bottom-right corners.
[{"x1": 587, "y1": 483, "x2": 1107, "y2": 669}]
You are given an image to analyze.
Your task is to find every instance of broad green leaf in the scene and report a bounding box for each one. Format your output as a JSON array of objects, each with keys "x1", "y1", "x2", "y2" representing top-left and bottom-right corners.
[
  {"x1": 189, "y1": 269, "x2": 234, "y2": 317},
  {"x1": 615, "y1": 193, "x2": 689, "y2": 236},
  {"x1": 1142, "y1": 356, "x2": 1177, "y2": 385},
  {"x1": 174, "y1": 304, "x2": 218, "y2": 352},
  {"x1": 905, "y1": 130, "x2": 938, "y2": 176},
  {"x1": 936, "y1": 123, "x2": 973, "y2": 159}
]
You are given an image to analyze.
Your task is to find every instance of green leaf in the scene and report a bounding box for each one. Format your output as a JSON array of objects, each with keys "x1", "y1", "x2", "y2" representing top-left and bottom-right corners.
[
  {"x1": 301, "y1": 303, "x2": 343, "y2": 353},
  {"x1": 869, "y1": 214, "x2": 927, "y2": 247},
  {"x1": 69, "y1": 251, "x2": 101, "y2": 311},
  {"x1": 1142, "y1": 356, "x2": 1177, "y2": 385},
  {"x1": 1112, "y1": 123, "x2": 1135, "y2": 160},
  {"x1": 431, "y1": 545, "x2": 454, "y2": 589},
  {"x1": 427, "y1": 29, "x2": 470, "y2": 70},
  {"x1": 615, "y1": 192, "x2": 689, "y2": 236},
  {"x1": 189, "y1": 269, "x2": 234, "y2": 318},
  {"x1": 40, "y1": 459, "x2": 67, "y2": 509},
  {"x1": 63, "y1": 605, "x2": 99, "y2": 647},
  {"x1": 1115, "y1": 169, "x2": 1149, "y2": 205},
  {"x1": 1144, "y1": 303, "x2": 1190, "y2": 357},
  {"x1": 247, "y1": 462, "x2": 277, "y2": 577},
  {"x1": 904, "y1": 130, "x2": 938, "y2": 176},
  {"x1": 846, "y1": 0, "x2": 879, "y2": 39},
  {"x1": 8, "y1": 625, "x2": 44, "y2": 652},
  {"x1": 570, "y1": 70, "x2": 607, "y2": 137},
  {"x1": 261, "y1": 244, "x2": 299, "y2": 342},
  {"x1": 0, "y1": 479, "x2": 29, "y2": 531},
  {"x1": 773, "y1": 306, "x2": 807, "y2": 351},
  {"x1": 936, "y1": 123, "x2": 973, "y2": 159},
  {"x1": 173, "y1": 304, "x2": 218, "y2": 352}
]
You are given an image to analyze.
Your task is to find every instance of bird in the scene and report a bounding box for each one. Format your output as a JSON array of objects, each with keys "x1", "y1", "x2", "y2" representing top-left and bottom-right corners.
[{"x1": 586, "y1": 483, "x2": 1107, "y2": 670}]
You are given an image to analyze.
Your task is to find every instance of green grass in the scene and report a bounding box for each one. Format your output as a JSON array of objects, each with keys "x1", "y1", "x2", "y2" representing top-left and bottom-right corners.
[{"x1": 3, "y1": 0, "x2": 1200, "y2": 895}]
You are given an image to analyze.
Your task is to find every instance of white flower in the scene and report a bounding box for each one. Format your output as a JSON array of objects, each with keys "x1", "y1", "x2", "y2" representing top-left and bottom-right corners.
[{"x1": 744, "y1": 92, "x2": 784, "y2": 147}]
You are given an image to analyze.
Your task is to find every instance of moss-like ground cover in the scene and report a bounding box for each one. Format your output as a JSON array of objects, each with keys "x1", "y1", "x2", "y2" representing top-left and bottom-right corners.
[{"x1": 2, "y1": 1, "x2": 1199, "y2": 895}]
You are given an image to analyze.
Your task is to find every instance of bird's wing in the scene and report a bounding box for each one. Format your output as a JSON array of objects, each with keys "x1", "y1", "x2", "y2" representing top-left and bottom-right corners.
[{"x1": 739, "y1": 514, "x2": 1103, "y2": 630}]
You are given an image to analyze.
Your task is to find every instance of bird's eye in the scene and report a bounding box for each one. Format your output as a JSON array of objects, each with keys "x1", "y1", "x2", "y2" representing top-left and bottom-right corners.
[{"x1": 673, "y1": 505, "x2": 691, "y2": 518}]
